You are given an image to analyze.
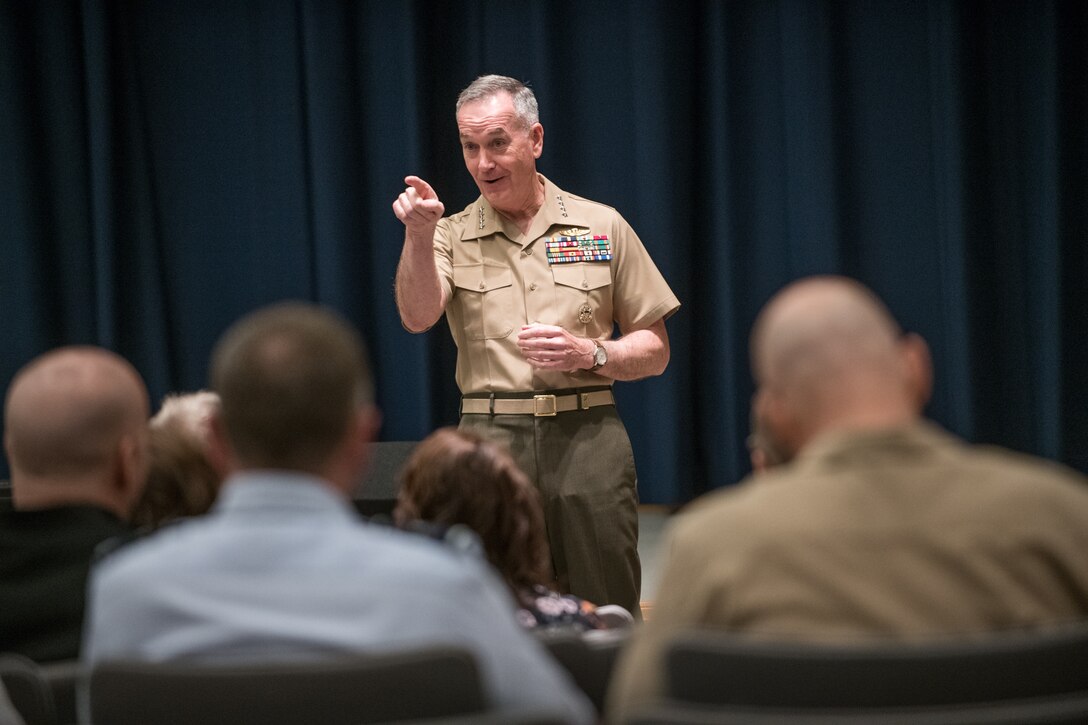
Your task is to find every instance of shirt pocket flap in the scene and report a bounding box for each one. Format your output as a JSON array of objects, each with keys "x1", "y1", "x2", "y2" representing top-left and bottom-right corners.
[
  {"x1": 551, "y1": 262, "x2": 612, "y2": 291},
  {"x1": 453, "y1": 262, "x2": 513, "y2": 293}
]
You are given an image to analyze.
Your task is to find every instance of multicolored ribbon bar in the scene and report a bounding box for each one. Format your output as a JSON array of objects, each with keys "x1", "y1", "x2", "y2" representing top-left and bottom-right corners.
[{"x1": 545, "y1": 235, "x2": 612, "y2": 264}]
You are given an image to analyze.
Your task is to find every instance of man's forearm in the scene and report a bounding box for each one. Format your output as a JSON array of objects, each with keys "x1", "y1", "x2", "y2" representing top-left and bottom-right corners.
[
  {"x1": 596, "y1": 318, "x2": 670, "y2": 381},
  {"x1": 395, "y1": 233, "x2": 446, "y2": 332}
]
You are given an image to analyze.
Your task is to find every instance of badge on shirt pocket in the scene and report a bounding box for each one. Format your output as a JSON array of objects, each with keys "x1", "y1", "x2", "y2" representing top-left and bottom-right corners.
[{"x1": 552, "y1": 262, "x2": 613, "y2": 333}]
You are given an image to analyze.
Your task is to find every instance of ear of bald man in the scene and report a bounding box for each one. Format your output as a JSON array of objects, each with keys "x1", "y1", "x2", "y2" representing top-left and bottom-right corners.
[
  {"x1": 900, "y1": 332, "x2": 933, "y2": 412},
  {"x1": 113, "y1": 426, "x2": 150, "y2": 518}
]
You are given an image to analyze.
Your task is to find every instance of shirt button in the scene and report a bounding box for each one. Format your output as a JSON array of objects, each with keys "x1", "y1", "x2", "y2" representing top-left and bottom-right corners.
[
  {"x1": 581, "y1": 281, "x2": 589, "y2": 289},
  {"x1": 529, "y1": 282, "x2": 538, "y2": 291},
  {"x1": 479, "y1": 282, "x2": 485, "y2": 290},
  {"x1": 523, "y1": 248, "x2": 533, "y2": 256}
]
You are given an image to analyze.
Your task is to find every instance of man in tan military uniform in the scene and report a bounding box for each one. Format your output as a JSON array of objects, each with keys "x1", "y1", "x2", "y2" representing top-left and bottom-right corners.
[
  {"x1": 393, "y1": 75, "x2": 680, "y2": 616},
  {"x1": 607, "y1": 276, "x2": 1088, "y2": 721}
]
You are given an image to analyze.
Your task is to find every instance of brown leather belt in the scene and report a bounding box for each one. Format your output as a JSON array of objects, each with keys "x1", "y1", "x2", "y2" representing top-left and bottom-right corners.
[{"x1": 461, "y1": 389, "x2": 615, "y2": 417}]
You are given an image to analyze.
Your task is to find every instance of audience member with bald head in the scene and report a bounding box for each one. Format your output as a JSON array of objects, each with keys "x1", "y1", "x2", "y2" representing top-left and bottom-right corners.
[
  {"x1": 1, "y1": 346, "x2": 149, "y2": 662},
  {"x1": 83, "y1": 302, "x2": 593, "y2": 723},
  {"x1": 608, "y1": 276, "x2": 1088, "y2": 721}
]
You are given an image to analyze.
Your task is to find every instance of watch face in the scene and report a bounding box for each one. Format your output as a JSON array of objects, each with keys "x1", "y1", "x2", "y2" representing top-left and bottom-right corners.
[{"x1": 595, "y1": 344, "x2": 607, "y2": 366}]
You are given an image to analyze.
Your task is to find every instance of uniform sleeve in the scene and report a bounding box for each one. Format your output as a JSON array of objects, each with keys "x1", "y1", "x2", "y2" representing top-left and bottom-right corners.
[
  {"x1": 433, "y1": 218, "x2": 456, "y2": 305},
  {"x1": 609, "y1": 214, "x2": 681, "y2": 333}
]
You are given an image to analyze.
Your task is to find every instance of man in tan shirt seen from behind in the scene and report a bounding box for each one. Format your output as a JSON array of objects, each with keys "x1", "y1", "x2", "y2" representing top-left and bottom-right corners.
[{"x1": 608, "y1": 275, "x2": 1088, "y2": 721}]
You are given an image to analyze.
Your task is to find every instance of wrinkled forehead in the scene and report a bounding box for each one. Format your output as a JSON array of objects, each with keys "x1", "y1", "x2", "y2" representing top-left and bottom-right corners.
[{"x1": 456, "y1": 94, "x2": 525, "y2": 135}]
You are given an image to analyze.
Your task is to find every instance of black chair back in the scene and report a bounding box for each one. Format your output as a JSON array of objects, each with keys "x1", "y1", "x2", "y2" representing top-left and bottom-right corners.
[
  {"x1": 626, "y1": 623, "x2": 1088, "y2": 724},
  {"x1": 89, "y1": 647, "x2": 484, "y2": 725},
  {"x1": 537, "y1": 628, "x2": 629, "y2": 715},
  {"x1": 0, "y1": 653, "x2": 56, "y2": 725},
  {"x1": 667, "y1": 623, "x2": 1088, "y2": 708},
  {"x1": 354, "y1": 441, "x2": 418, "y2": 517}
]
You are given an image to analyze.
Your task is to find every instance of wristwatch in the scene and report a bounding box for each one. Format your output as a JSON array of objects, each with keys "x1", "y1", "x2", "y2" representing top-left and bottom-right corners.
[{"x1": 589, "y1": 340, "x2": 608, "y2": 372}]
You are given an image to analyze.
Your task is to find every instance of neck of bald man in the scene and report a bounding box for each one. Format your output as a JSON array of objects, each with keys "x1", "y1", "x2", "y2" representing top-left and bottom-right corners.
[
  {"x1": 11, "y1": 470, "x2": 131, "y2": 520},
  {"x1": 802, "y1": 389, "x2": 921, "y2": 446}
]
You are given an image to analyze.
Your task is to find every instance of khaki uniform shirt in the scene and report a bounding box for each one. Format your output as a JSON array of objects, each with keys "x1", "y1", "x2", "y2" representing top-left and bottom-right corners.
[
  {"x1": 433, "y1": 175, "x2": 680, "y2": 394},
  {"x1": 607, "y1": 421, "x2": 1088, "y2": 721}
]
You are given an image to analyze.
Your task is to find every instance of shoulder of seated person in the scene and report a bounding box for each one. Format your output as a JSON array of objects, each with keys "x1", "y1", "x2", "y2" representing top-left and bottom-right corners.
[
  {"x1": 91, "y1": 516, "x2": 195, "y2": 564},
  {"x1": 374, "y1": 517, "x2": 486, "y2": 561}
]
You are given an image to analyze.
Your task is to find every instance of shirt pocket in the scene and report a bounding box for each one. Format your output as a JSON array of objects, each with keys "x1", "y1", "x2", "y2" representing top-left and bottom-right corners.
[
  {"x1": 551, "y1": 262, "x2": 613, "y2": 333},
  {"x1": 452, "y1": 261, "x2": 515, "y2": 340}
]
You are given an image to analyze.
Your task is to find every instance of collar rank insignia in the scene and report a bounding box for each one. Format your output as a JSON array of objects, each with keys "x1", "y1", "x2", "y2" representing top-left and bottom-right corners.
[{"x1": 545, "y1": 234, "x2": 612, "y2": 264}]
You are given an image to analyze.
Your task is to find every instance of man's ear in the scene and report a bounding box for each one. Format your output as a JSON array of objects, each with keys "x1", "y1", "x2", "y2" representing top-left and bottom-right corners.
[
  {"x1": 205, "y1": 410, "x2": 237, "y2": 477},
  {"x1": 530, "y1": 122, "x2": 544, "y2": 159},
  {"x1": 347, "y1": 405, "x2": 382, "y2": 475},
  {"x1": 328, "y1": 405, "x2": 382, "y2": 497},
  {"x1": 901, "y1": 332, "x2": 933, "y2": 411},
  {"x1": 757, "y1": 384, "x2": 807, "y2": 464},
  {"x1": 115, "y1": 428, "x2": 149, "y2": 514}
]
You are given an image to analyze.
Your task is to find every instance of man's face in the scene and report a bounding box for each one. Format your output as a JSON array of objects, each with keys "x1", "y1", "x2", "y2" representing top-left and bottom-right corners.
[{"x1": 456, "y1": 92, "x2": 543, "y2": 217}]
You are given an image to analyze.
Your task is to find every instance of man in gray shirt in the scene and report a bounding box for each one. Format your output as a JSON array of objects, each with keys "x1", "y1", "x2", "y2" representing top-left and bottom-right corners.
[{"x1": 83, "y1": 303, "x2": 592, "y2": 724}]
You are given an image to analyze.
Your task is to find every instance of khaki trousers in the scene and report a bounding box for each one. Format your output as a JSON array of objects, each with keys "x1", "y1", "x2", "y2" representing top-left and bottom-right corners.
[{"x1": 460, "y1": 405, "x2": 641, "y2": 617}]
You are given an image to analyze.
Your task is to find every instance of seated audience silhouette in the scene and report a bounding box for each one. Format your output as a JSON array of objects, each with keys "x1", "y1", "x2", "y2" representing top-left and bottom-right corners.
[
  {"x1": 0, "y1": 347, "x2": 149, "y2": 662},
  {"x1": 82, "y1": 303, "x2": 592, "y2": 724},
  {"x1": 608, "y1": 275, "x2": 1088, "y2": 720},
  {"x1": 130, "y1": 391, "x2": 223, "y2": 530},
  {"x1": 394, "y1": 428, "x2": 632, "y2": 631}
]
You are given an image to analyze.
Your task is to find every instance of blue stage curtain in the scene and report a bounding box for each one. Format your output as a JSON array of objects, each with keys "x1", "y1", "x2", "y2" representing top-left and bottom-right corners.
[{"x1": 1, "y1": 0, "x2": 1085, "y2": 503}]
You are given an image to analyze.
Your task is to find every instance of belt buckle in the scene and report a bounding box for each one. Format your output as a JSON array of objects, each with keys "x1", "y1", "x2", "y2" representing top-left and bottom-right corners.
[{"x1": 533, "y1": 394, "x2": 557, "y2": 417}]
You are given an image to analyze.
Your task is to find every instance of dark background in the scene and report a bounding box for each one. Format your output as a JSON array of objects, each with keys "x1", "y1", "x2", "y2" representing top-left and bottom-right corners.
[{"x1": 2, "y1": 1, "x2": 1085, "y2": 503}]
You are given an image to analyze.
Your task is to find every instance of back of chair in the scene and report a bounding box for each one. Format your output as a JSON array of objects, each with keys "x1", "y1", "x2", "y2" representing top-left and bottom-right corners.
[
  {"x1": 354, "y1": 441, "x2": 418, "y2": 517},
  {"x1": 0, "y1": 653, "x2": 55, "y2": 725},
  {"x1": 666, "y1": 622, "x2": 1088, "y2": 709},
  {"x1": 537, "y1": 628, "x2": 629, "y2": 716},
  {"x1": 89, "y1": 647, "x2": 485, "y2": 725},
  {"x1": 626, "y1": 695, "x2": 1088, "y2": 725},
  {"x1": 36, "y1": 660, "x2": 78, "y2": 725}
]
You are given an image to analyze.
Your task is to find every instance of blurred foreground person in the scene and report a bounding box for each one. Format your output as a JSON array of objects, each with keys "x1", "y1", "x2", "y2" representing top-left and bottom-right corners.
[
  {"x1": 1, "y1": 347, "x2": 149, "y2": 661},
  {"x1": 83, "y1": 303, "x2": 591, "y2": 723},
  {"x1": 609, "y1": 276, "x2": 1088, "y2": 720}
]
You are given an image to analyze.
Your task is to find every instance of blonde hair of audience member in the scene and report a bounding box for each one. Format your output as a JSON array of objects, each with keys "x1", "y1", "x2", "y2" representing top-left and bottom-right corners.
[
  {"x1": 750, "y1": 276, "x2": 932, "y2": 460},
  {"x1": 393, "y1": 428, "x2": 552, "y2": 595},
  {"x1": 208, "y1": 303, "x2": 380, "y2": 495},
  {"x1": 130, "y1": 391, "x2": 223, "y2": 530},
  {"x1": 3, "y1": 346, "x2": 149, "y2": 518}
]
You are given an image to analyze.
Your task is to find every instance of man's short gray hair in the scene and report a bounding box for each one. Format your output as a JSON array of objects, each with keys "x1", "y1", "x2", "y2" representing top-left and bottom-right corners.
[{"x1": 456, "y1": 75, "x2": 539, "y2": 128}]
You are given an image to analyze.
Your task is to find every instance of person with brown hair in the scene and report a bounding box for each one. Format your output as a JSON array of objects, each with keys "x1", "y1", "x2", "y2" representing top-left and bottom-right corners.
[
  {"x1": 394, "y1": 428, "x2": 631, "y2": 631},
  {"x1": 130, "y1": 391, "x2": 223, "y2": 530}
]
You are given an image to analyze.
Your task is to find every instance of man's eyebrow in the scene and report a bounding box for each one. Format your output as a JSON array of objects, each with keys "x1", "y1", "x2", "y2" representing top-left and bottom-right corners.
[{"x1": 459, "y1": 127, "x2": 510, "y2": 140}]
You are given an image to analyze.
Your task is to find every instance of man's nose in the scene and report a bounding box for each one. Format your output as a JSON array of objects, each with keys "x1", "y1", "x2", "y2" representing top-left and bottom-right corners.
[{"x1": 478, "y1": 148, "x2": 495, "y2": 170}]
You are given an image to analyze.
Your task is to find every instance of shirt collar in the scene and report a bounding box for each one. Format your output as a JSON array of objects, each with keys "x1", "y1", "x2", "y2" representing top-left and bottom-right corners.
[
  {"x1": 213, "y1": 470, "x2": 357, "y2": 521},
  {"x1": 792, "y1": 419, "x2": 960, "y2": 472},
  {"x1": 459, "y1": 174, "x2": 592, "y2": 243}
]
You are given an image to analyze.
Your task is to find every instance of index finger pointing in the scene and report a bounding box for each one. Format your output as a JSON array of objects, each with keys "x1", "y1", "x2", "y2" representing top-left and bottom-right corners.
[{"x1": 404, "y1": 175, "x2": 437, "y2": 201}]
